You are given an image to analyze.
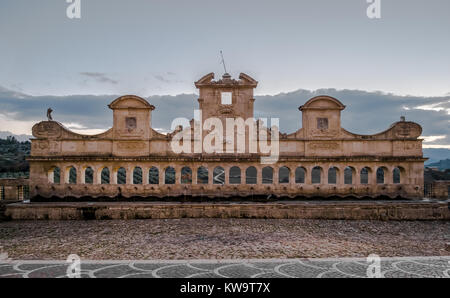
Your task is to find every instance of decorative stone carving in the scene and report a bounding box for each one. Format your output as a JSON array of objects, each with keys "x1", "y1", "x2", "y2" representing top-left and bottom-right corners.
[
  {"x1": 308, "y1": 142, "x2": 340, "y2": 150},
  {"x1": 126, "y1": 117, "x2": 137, "y2": 131},
  {"x1": 116, "y1": 141, "x2": 146, "y2": 150},
  {"x1": 32, "y1": 121, "x2": 62, "y2": 139},
  {"x1": 393, "y1": 122, "x2": 422, "y2": 138}
]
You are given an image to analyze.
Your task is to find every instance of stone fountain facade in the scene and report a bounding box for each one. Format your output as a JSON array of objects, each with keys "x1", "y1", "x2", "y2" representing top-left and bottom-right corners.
[{"x1": 28, "y1": 73, "x2": 426, "y2": 200}]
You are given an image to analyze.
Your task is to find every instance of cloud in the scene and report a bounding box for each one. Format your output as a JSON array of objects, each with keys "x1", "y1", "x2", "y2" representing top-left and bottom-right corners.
[
  {"x1": 0, "y1": 85, "x2": 449, "y2": 150},
  {"x1": 422, "y1": 135, "x2": 446, "y2": 143},
  {"x1": 153, "y1": 73, "x2": 183, "y2": 84},
  {"x1": 79, "y1": 72, "x2": 118, "y2": 85}
]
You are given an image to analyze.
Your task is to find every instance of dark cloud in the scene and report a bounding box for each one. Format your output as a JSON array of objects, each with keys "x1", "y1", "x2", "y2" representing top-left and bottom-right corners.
[
  {"x1": 79, "y1": 72, "x2": 118, "y2": 85},
  {"x1": 0, "y1": 87, "x2": 448, "y2": 146}
]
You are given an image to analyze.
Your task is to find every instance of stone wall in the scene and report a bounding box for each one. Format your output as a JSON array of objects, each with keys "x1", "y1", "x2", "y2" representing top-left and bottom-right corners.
[
  {"x1": 5, "y1": 201, "x2": 449, "y2": 220},
  {"x1": 0, "y1": 178, "x2": 29, "y2": 200}
]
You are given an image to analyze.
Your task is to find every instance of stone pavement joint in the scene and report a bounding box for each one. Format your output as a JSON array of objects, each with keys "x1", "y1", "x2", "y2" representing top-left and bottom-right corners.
[{"x1": 1, "y1": 256, "x2": 449, "y2": 278}]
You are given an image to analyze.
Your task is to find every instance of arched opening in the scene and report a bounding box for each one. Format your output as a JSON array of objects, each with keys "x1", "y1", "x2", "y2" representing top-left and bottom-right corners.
[
  {"x1": 213, "y1": 167, "x2": 225, "y2": 184},
  {"x1": 101, "y1": 167, "x2": 110, "y2": 184},
  {"x1": 295, "y1": 167, "x2": 305, "y2": 183},
  {"x1": 360, "y1": 167, "x2": 369, "y2": 184},
  {"x1": 133, "y1": 167, "x2": 142, "y2": 184},
  {"x1": 246, "y1": 167, "x2": 257, "y2": 184},
  {"x1": 344, "y1": 166, "x2": 355, "y2": 185},
  {"x1": 262, "y1": 167, "x2": 273, "y2": 184},
  {"x1": 165, "y1": 167, "x2": 175, "y2": 184},
  {"x1": 66, "y1": 166, "x2": 77, "y2": 184},
  {"x1": 149, "y1": 167, "x2": 159, "y2": 184},
  {"x1": 393, "y1": 167, "x2": 401, "y2": 184},
  {"x1": 48, "y1": 167, "x2": 60, "y2": 184},
  {"x1": 117, "y1": 167, "x2": 126, "y2": 184},
  {"x1": 229, "y1": 166, "x2": 241, "y2": 184},
  {"x1": 328, "y1": 167, "x2": 338, "y2": 184},
  {"x1": 84, "y1": 167, "x2": 93, "y2": 184},
  {"x1": 376, "y1": 167, "x2": 386, "y2": 184},
  {"x1": 311, "y1": 166, "x2": 322, "y2": 184},
  {"x1": 181, "y1": 167, "x2": 192, "y2": 184},
  {"x1": 279, "y1": 166, "x2": 290, "y2": 184},
  {"x1": 197, "y1": 166, "x2": 208, "y2": 184}
]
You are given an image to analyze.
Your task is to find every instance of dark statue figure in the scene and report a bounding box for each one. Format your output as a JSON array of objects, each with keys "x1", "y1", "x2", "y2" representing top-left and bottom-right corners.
[{"x1": 47, "y1": 108, "x2": 53, "y2": 121}]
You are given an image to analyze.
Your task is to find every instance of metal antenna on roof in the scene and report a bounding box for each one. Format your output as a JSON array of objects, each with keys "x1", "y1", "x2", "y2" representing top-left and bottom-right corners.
[{"x1": 220, "y1": 50, "x2": 228, "y2": 74}]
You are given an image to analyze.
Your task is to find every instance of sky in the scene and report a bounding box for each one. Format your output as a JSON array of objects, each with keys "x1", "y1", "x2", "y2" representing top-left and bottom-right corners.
[{"x1": 0, "y1": 0, "x2": 449, "y2": 150}]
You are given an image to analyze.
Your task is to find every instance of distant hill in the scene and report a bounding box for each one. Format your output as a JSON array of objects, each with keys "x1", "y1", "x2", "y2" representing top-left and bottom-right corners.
[
  {"x1": 423, "y1": 148, "x2": 450, "y2": 165},
  {"x1": 0, "y1": 131, "x2": 32, "y2": 142},
  {"x1": 426, "y1": 159, "x2": 450, "y2": 170}
]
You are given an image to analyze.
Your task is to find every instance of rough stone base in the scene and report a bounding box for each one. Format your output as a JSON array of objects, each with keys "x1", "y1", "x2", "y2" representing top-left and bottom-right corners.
[{"x1": 4, "y1": 201, "x2": 450, "y2": 221}]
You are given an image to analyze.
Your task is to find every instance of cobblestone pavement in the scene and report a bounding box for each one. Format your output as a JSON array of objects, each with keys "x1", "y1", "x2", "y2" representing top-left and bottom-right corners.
[
  {"x1": 0, "y1": 257, "x2": 449, "y2": 278},
  {"x1": 1, "y1": 219, "x2": 449, "y2": 260}
]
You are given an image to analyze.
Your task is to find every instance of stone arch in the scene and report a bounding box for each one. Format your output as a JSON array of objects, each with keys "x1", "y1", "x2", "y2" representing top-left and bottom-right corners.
[
  {"x1": 295, "y1": 167, "x2": 306, "y2": 184},
  {"x1": 279, "y1": 166, "x2": 290, "y2": 184},
  {"x1": 246, "y1": 166, "x2": 257, "y2": 184},
  {"x1": 344, "y1": 166, "x2": 356, "y2": 185},
  {"x1": 229, "y1": 166, "x2": 241, "y2": 184},
  {"x1": 311, "y1": 166, "x2": 322, "y2": 184},
  {"x1": 360, "y1": 167, "x2": 371, "y2": 184},
  {"x1": 213, "y1": 166, "x2": 225, "y2": 184},
  {"x1": 262, "y1": 167, "x2": 273, "y2": 184},
  {"x1": 48, "y1": 166, "x2": 60, "y2": 184},
  {"x1": 84, "y1": 166, "x2": 94, "y2": 184},
  {"x1": 100, "y1": 167, "x2": 110, "y2": 184},
  {"x1": 108, "y1": 95, "x2": 154, "y2": 109},
  {"x1": 117, "y1": 167, "x2": 127, "y2": 184},
  {"x1": 328, "y1": 166, "x2": 338, "y2": 184},
  {"x1": 392, "y1": 166, "x2": 406, "y2": 184},
  {"x1": 197, "y1": 166, "x2": 209, "y2": 184},
  {"x1": 149, "y1": 166, "x2": 159, "y2": 184},
  {"x1": 133, "y1": 167, "x2": 143, "y2": 184},
  {"x1": 376, "y1": 167, "x2": 388, "y2": 184},
  {"x1": 300, "y1": 95, "x2": 346, "y2": 110},
  {"x1": 165, "y1": 166, "x2": 176, "y2": 184},
  {"x1": 65, "y1": 166, "x2": 77, "y2": 184},
  {"x1": 181, "y1": 166, "x2": 192, "y2": 184}
]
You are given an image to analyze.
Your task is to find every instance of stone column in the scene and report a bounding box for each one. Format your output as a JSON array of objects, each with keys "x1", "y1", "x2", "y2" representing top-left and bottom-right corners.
[
  {"x1": 174, "y1": 165, "x2": 181, "y2": 185},
  {"x1": 224, "y1": 166, "x2": 229, "y2": 185},
  {"x1": 370, "y1": 167, "x2": 377, "y2": 185},
  {"x1": 305, "y1": 166, "x2": 312, "y2": 184},
  {"x1": 159, "y1": 166, "x2": 164, "y2": 185},
  {"x1": 385, "y1": 167, "x2": 393, "y2": 185},
  {"x1": 127, "y1": 166, "x2": 133, "y2": 184},
  {"x1": 208, "y1": 167, "x2": 213, "y2": 185},
  {"x1": 289, "y1": 166, "x2": 295, "y2": 185},
  {"x1": 93, "y1": 166, "x2": 99, "y2": 185},
  {"x1": 112, "y1": 168, "x2": 118, "y2": 184},
  {"x1": 79, "y1": 166, "x2": 85, "y2": 184},
  {"x1": 320, "y1": 166, "x2": 326, "y2": 185},
  {"x1": 257, "y1": 166, "x2": 263, "y2": 185},
  {"x1": 354, "y1": 167, "x2": 361, "y2": 185},
  {"x1": 192, "y1": 165, "x2": 198, "y2": 184},
  {"x1": 142, "y1": 167, "x2": 149, "y2": 185},
  {"x1": 273, "y1": 167, "x2": 279, "y2": 185}
]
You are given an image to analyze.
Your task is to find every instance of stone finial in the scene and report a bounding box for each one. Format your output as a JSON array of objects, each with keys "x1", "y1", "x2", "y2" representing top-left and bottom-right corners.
[{"x1": 400, "y1": 116, "x2": 406, "y2": 121}]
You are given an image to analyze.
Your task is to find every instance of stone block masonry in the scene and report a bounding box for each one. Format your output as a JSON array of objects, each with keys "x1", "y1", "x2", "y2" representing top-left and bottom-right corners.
[{"x1": 4, "y1": 201, "x2": 449, "y2": 221}]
